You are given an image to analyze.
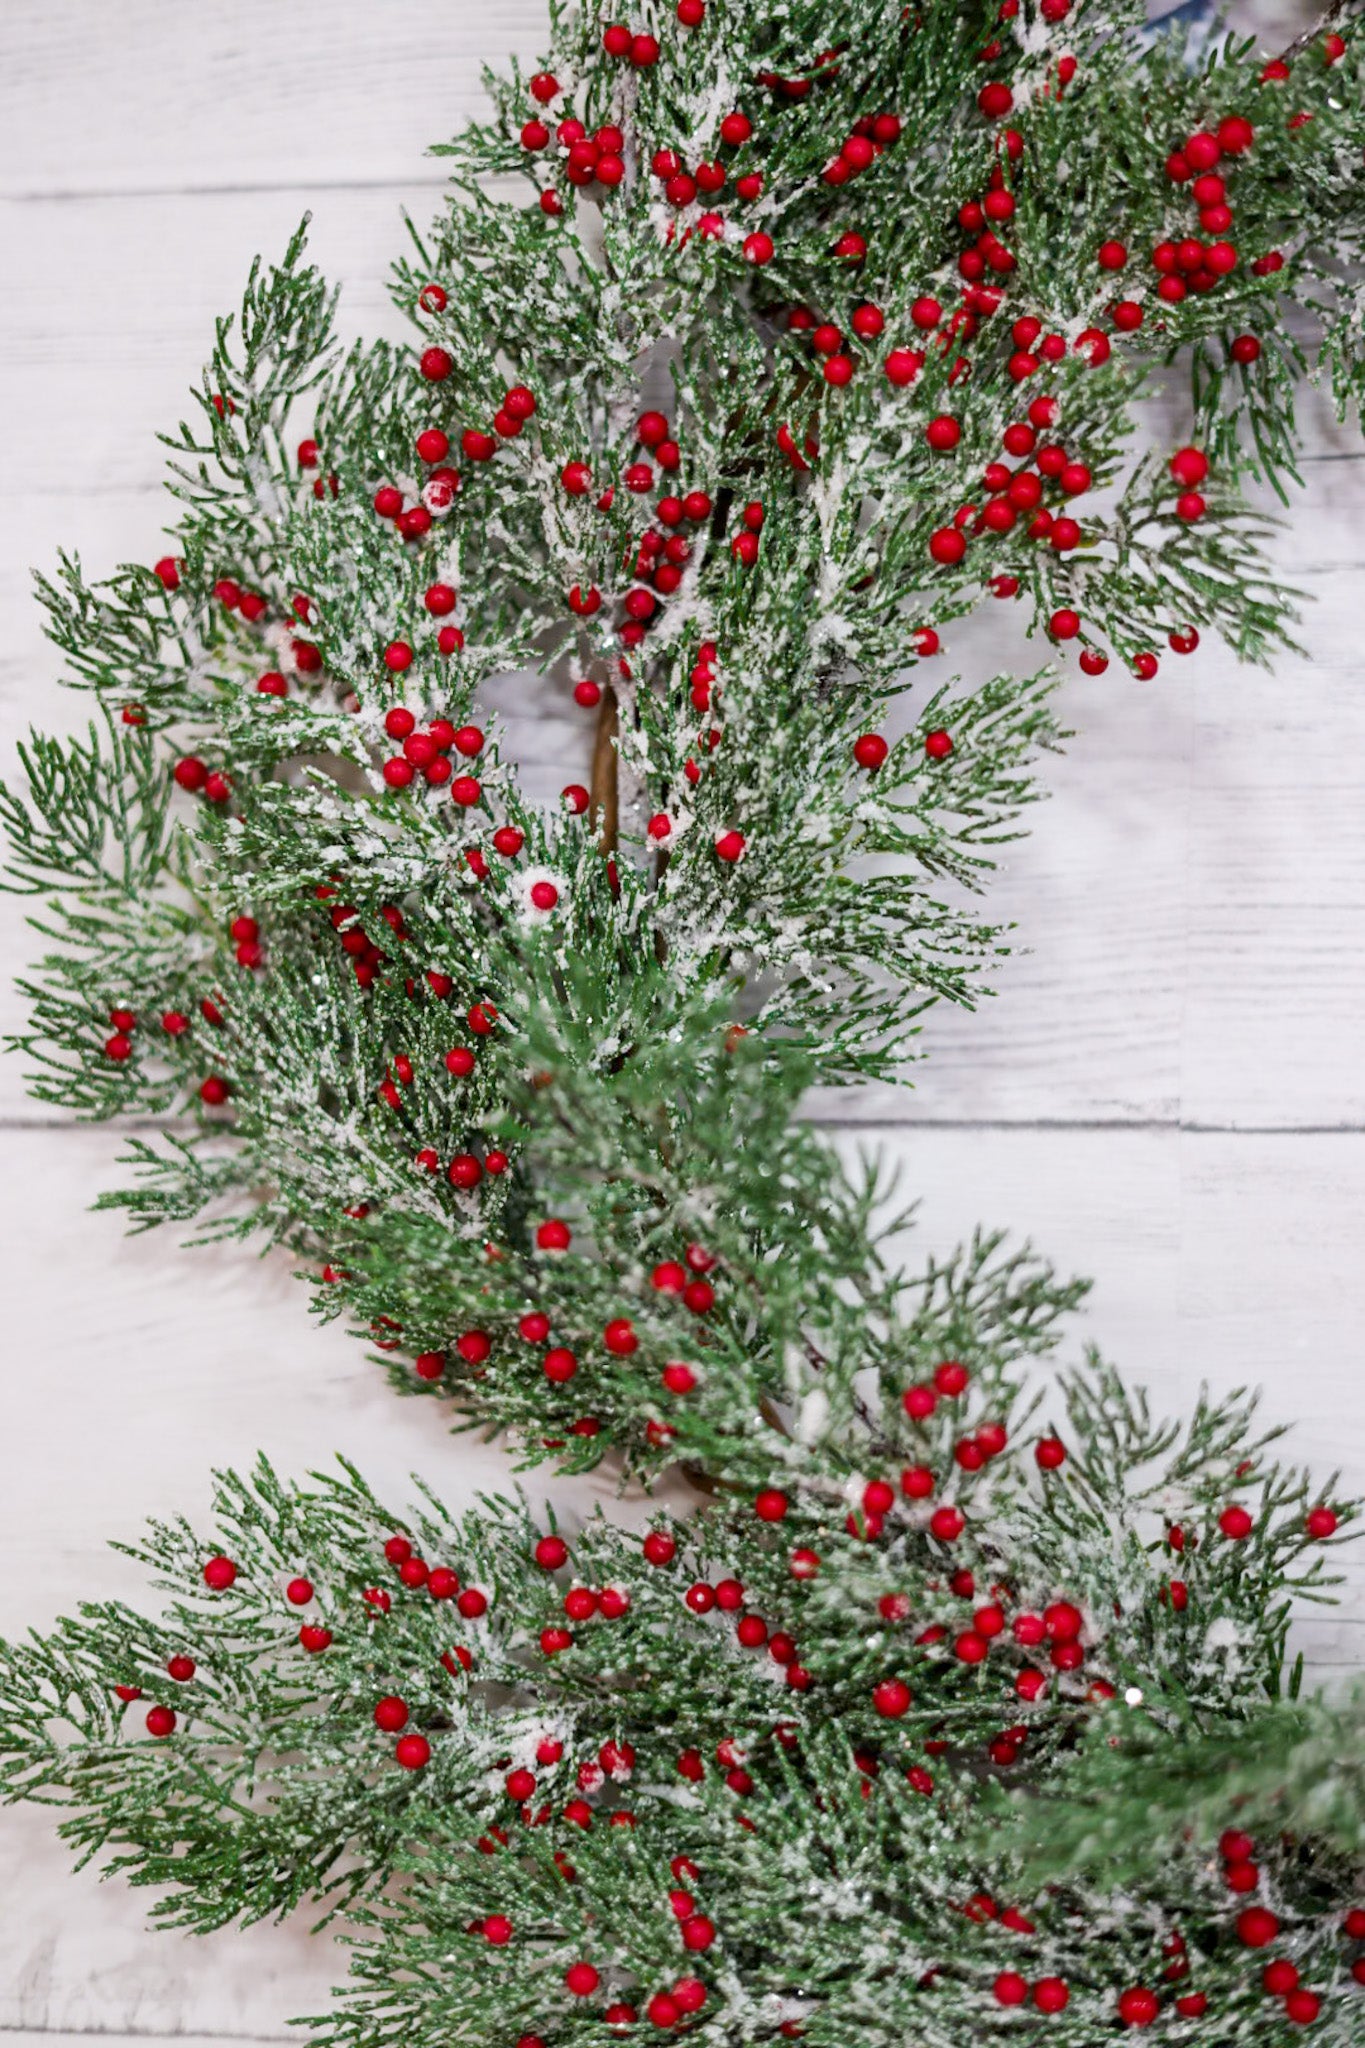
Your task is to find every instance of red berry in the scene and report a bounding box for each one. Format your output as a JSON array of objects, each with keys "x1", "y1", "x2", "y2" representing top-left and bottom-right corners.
[
  {"x1": 873, "y1": 1677, "x2": 912, "y2": 1718},
  {"x1": 395, "y1": 1733, "x2": 431, "y2": 1769},
  {"x1": 1237, "y1": 1907, "x2": 1279, "y2": 1947},
  {"x1": 854, "y1": 730, "x2": 887, "y2": 770},
  {"x1": 203, "y1": 1555, "x2": 237, "y2": 1590},
  {"x1": 885, "y1": 348, "x2": 922, "y2": 386},
  {"x1": 1117, "y1": 1988, "x2": 1160, "y2": 2027},
  {"x1": 1170, "y1": 445, "x2": 1209, "y2": 488}
]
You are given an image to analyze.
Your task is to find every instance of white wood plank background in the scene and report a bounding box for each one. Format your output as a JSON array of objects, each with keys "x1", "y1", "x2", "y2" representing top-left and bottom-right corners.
[{"x1": 1, "y1": 3, "x2": 1361, "y2": 2037}]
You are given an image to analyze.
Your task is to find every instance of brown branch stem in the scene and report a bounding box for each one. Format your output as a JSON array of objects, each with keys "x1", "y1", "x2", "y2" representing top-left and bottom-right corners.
[
  {"x1": 590, "y1": 684, "x2": 619, "y2": 855},
  {"x1": 1278, "y1": 0, "x2": 1360, "y2": 63}
]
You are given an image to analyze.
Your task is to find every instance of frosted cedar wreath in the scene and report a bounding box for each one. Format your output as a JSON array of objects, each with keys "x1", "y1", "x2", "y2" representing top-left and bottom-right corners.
[{"x1": 2, "y1": 3, "x2": 1364, "y2": 2043}]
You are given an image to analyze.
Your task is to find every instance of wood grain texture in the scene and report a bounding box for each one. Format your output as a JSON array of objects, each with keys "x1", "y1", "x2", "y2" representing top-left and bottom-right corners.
[{"x1": 0, "y1": 0, "x2": 1361, "y2": 2037}]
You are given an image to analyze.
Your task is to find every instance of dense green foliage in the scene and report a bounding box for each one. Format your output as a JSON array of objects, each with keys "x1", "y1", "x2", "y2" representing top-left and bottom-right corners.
[{"x1": 3, "y1": 1, "x2": 1365, "y2": 2042}]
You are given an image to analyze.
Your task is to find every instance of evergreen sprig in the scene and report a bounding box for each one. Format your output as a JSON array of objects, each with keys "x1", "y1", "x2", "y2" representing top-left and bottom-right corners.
[{"x1": 0, "y1": 1337, "x2": 1356, "y2": 2039}]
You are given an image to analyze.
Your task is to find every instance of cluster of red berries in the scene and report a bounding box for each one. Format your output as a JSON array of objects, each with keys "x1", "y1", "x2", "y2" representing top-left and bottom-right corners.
[
  {"x1": 874, "y1": 1586, "x2": 1095, "y2": 1708},
  {"x1": 295, "y1": 435, "x2": 339, "y2": 499},
  {"x1": 669, "y1": 639, "x2": 728, "y2": 804},
  {"x1": 528, "y1": 1532, "x2": 677, "y2": 1646},
  {"x1": 556, "y1": 1967, "x2": 709, "y2": 2032},
  {"x1": 406, "y1": 425, "x2": 461, "y2": 513},
  {"x1": 1150, "y1": 117, "x2": 1254, "y2": 305},
  {"x1": 420, "y1": 373, "x2": 538, "y2": 479},
  {"x1": 691, "y1": 1571, "x2": 812, "y2": 1692},
  {"x1": 1219, "y1": 1832, "x2": 1329, "y2": 2022},
  {"x1": 788, "y1": 300, "x2": 887, "y2": 391},
  {"x1": 100, "y1": 1004, "x2": 139, "y2": 1064},
  {"x1": 532, "y1": 1880, "x2": 712, "y2": 2028},
  {"x1": 954, "y1": 143, "x2": 1025, "y2": 285},
  {"x1": 601, "y1": 22, "x2": 661, "y2": 65},
  {"x1": 374, "y1": 1002, "x2": 505, "y2": 1187},
  {"x1": 526, "y1": 115, "x2": 627, "y2": 201},
  {"x1": 674, "y1": 1730, "x2": 773, "y2": 1802},
  {"x1": 1037, "y1": 445, "x2": 1209, "y2": 671},
  {"x1": 821, "y1": 110, "x2": 902, "y2": 188},
  {"x1": 370, "y1": 429, "x2": 455, "y2": 544},
  {"x1": 851, "y1": 727, "x2": 952, "y2": 771},
  {"x1": 321, "y1": 890, "x2": 405, "y2": 990},
  {"x1": 922, "y1": 381, "x2": 1096, "y2": 571},
  {"x1": 171, "y1": 753, "x2": 232, "y2": 804},
  {"x1": 379, "y1": 703, "x2": 484, "y2": 796},
  {"x1": 209, "y1": 574, "x2": 268, "y2": 621},
  {"x1": 98, "y1": 997, "x2": 230, "y2": 1105},
  {"x1": 650, "y1": 112, "x2": 763, "y2": 223},
  {"x1": 564, "y1": 412, "x2": 718, "y2": 648}
]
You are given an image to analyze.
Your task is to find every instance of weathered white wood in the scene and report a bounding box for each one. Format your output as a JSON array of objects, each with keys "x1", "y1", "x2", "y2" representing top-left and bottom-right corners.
[
  {"x1": 0, "y1": 1, "x2": 548, "y2": 200},
  {"x1": 5, "y1": 2038, "x2": 292, "y2": 2048}
]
